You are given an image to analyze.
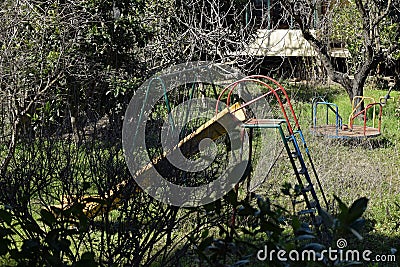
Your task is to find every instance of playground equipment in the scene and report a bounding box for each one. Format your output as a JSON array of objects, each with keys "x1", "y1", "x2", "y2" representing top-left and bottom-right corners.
[
  {"x1": 63, "y1": 75, "x2": 328, "y2": 222},
  {"x1": 219, "y1": 76, "x2": 328, "y2": 218},
  {"x1": 311, "y1": 96, "x2": 382, "y2": 138}
]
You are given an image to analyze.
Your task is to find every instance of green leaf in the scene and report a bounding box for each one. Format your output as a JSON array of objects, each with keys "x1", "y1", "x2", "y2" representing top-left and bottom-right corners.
[
  {"x1": 40, "y1": 209, "x2": 57, "y2": 226},
  {"x1": 237, "y1": 204, "x2": 257, "y2": 216},
  {"x1": 259, "y1": 220, "x2": 283, "y2": 234},
  {"x1": 334, "y1": 195, "x2": 350, "y2": 223},
  {"x1": 197, "y1": 236, "x2": 214, "y2": 252},
  {"x1": 291, "y1": 216, "x2": 301, "y2": 231},
  {"x1": 75, "y1": 251, "x2": 98, "y2": 267},
  {"x1": 81, "y1": 251, "x2": 95, "y2": 261},
  {"x1": 257, "y1": 196, "x2": 270, "y2": 214},
  {"x1": 224, "y1": 189, "x2": 237, "y2": 206},
  {"x1": 82, "y1": 182, "x2": 91, "y2": 191},
  {"x1": 0, "y1": 238, "x2": 10, "y2": 256},
  {"x1": 0, "y1": 228, "x2": 14, "y2": 238},
  {"x1": 0, "y1": 209, "x2": 12, "y2": 225},
  {"x1": 346, "y1": 197, "x2": 369, "y2": 224},
  {"x1": 319, "y1": 209, "x2": 334, "y2": 228},
  {"x1": 295, "y1": 234, "x2": 315, "y2": 241},
  {"x1": 21, "y1": 239, "x2": 40, "y2": 253},
  {"x1": 201, "y1": 229, "x2": 209, "y2": 239},
  {"x1": 334, "y1": 195, "x2": 349, "y2": 213},
  {"x1": 44, "y1": 101, "x2": 51, "y2": 113},
  {"x1": 233, "y1": 260, "x2": 250, "y2": 266}
]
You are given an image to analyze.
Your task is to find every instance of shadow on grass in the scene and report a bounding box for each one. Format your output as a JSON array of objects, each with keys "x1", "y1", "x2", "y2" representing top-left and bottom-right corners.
[
  {"x1": 338, "y1": 136, "x2": 394, "y2": 149},
  {"x1": 307, "y1": 135, "x2": 394, "y2": 151},
  {"x1": 345, "y1": 219, "x2": 400, "y2": 267},
  {"x1": 363, "y1": 234, "x2": 400, "y2": 266},
  {"x1": 282, "y1": 82, "x2": 345, "y2": 103},
  {"x1": 171, "y1": 231, "x2": 400, "y2": 267}
]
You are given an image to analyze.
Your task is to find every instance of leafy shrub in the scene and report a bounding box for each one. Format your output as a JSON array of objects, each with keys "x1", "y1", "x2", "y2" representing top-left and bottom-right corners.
[{"x1": 189, "y1": 185, "x2": 369, "y2": 267}]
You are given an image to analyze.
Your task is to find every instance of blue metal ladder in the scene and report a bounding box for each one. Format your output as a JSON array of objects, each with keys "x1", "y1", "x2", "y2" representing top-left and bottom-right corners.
[{"x1": 243, "y1": 118, "x2": 328, "y2": 219}]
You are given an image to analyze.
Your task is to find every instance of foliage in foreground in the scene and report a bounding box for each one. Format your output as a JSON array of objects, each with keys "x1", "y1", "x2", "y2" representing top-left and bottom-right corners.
[
  {"x1": 0, "y1": 83, "x2": 399, "y2": 266},
  {"x1": 0, "y1": 171, "x2": 373, "y2": 267},
  {"x1": 189, "y1": 185, "x2": 372, "y2": 267}
]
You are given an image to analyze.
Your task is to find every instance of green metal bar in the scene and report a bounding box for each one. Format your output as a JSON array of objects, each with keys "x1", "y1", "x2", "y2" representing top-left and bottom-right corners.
[
  {"x1": 181, "y1": 82, "x2": 197, "y2": 137},
  {"x1": 242, "y1": 124, "x2": 284, "y2": 129},
  {"x1": 160, "y1": 78, "x2": 175, "y2": 131},
  {"x1": 242, "y1": 119, "x2": 287, "y2": 129},
  {"x1": 133, "y1": 77, "x2": 157, "y2": 148}
]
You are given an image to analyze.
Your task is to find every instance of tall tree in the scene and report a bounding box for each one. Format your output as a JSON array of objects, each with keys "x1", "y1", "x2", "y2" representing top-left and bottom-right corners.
[
  {"x1": 0, "y1": 0, "x2": 73, "y2": 174},
  {"x1": 168, "y1": 0, "x2": 267, "y2": 71},
  {"x1": 0, "y1": 0, "x2": 158, "y2": 173},
  {"x1": 280, "y1": 0, "x2": 400, "y2": 103}
]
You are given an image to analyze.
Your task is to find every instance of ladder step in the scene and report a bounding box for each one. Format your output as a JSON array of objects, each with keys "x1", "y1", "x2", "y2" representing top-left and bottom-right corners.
[
  {"x1": 309, "y1": 200, "x2": 317, "y2": 208},
  {"x1": 291, "y1": 151, "x2": 299, "y2": 158},
  {"x1": 298, "y1": 209, "x2": 316, "y2": 215},
  {"x1": 298, "y1": 167, "x2": 307, "y2": 175},
  {"x1": 286, "y1": 131, "x2": 301, "y2": 141},
  {"x1": 293, "y1": 199, "x2": 305, "y2": 205},
  {"x1": 293, "y1": 198, "x2": 318, "y2": 208},
  {"x1": 301, "y1": 184, "x2": 313, "y2": 193}
]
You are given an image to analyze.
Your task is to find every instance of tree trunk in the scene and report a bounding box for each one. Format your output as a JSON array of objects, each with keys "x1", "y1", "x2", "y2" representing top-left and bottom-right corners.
[
  {"x1": 0, "y1": 104, "x2": 19, "y2": 176},
  {"x1": 280, "y1": 1, "x2": 391, "y2": 110},
  {"x1": 350, "y1": 82, "x2": 365, "y2": 114}
]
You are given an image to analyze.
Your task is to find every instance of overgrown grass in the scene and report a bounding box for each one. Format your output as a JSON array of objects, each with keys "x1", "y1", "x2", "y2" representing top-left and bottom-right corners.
[
  {"x1": 257, "y1": 82, "x2": 400, "y2": 261},
  {"x1": 1, "y1": 81, "x2": 399, "y2": 266}
]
